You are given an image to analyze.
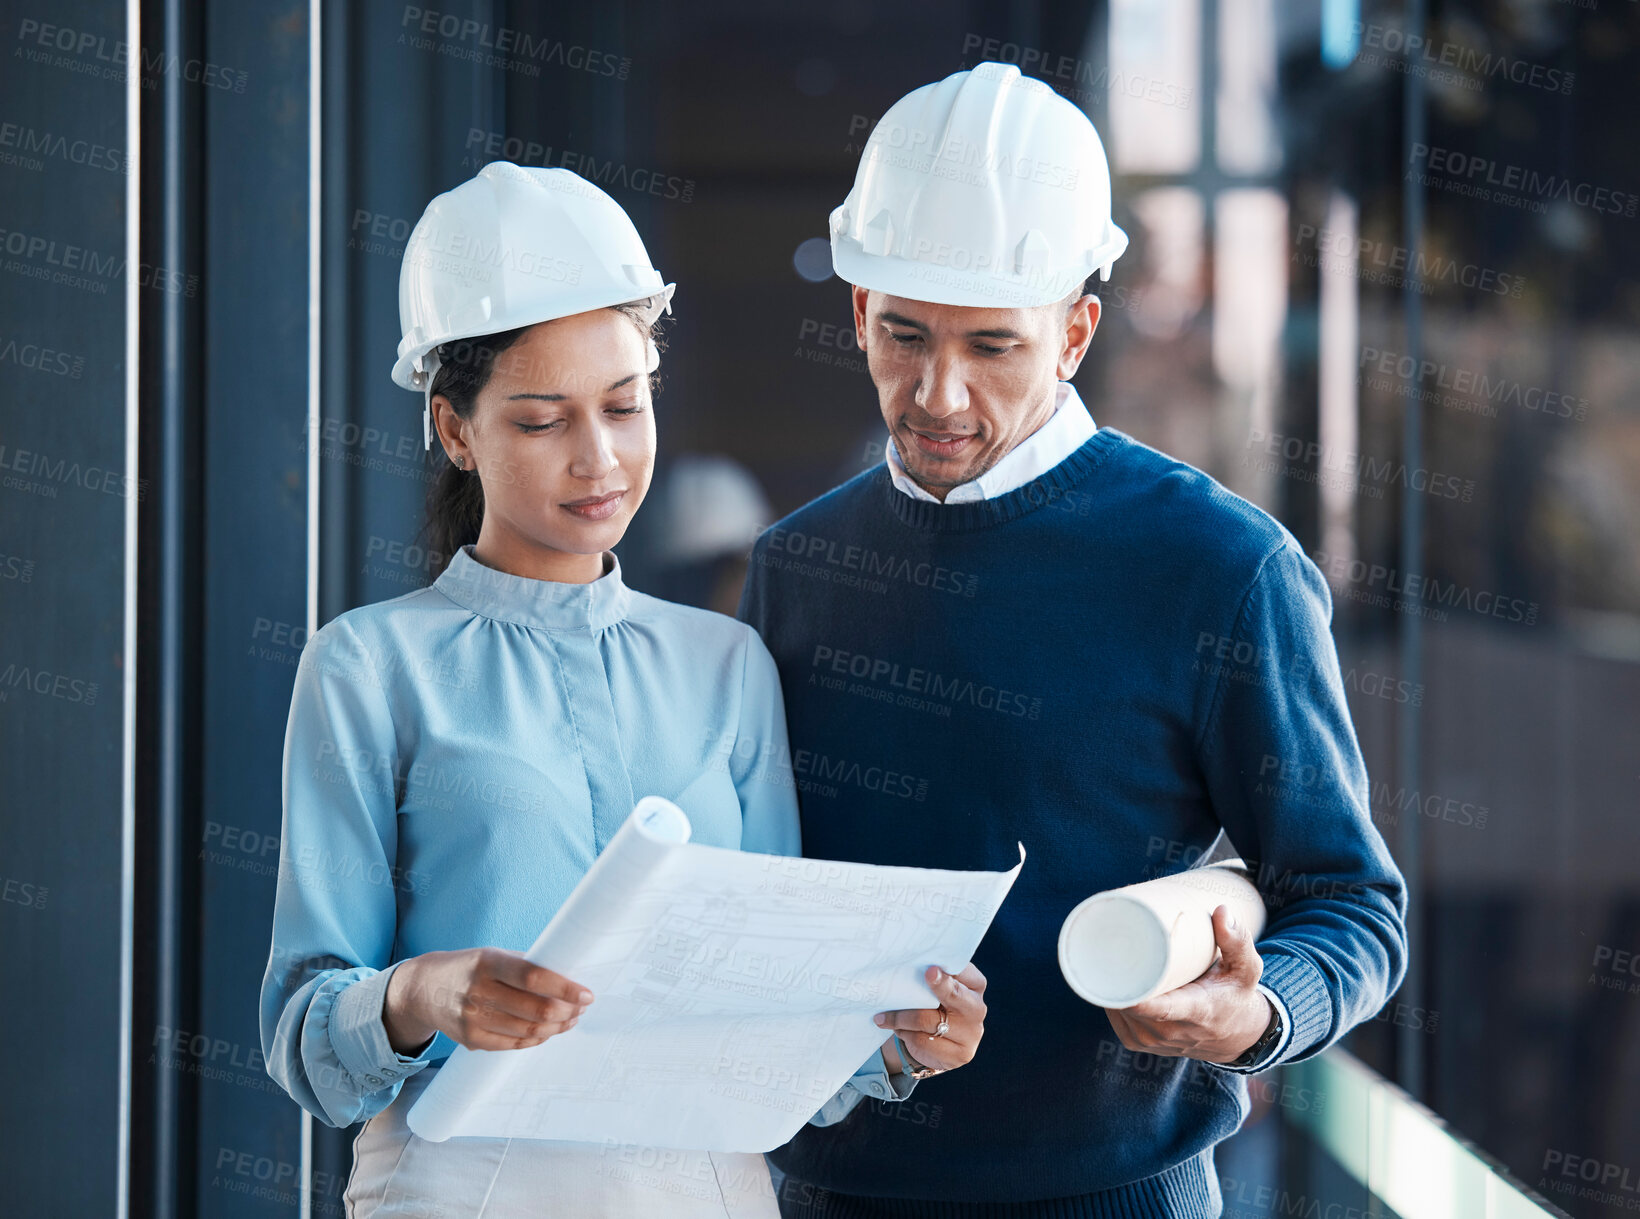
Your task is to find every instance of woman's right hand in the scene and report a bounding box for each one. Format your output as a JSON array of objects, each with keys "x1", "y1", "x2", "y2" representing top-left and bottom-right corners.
[{"x1": 383, "y1": 947, "x2": 593, "y2": 1054}]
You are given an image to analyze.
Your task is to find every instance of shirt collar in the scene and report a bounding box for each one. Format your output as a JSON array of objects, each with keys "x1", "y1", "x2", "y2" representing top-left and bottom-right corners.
[
  {"x1": 885, "y1": 382, "x2": 1097, "y2": 505},
  {"x1": 433, "y1": 544, "x2": 631, "y2": 631}
]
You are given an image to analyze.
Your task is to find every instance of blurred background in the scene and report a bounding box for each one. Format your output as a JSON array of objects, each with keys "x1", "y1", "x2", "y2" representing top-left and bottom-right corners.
[{"x1": 2, "y1": 0, "x2": 1636, "y2": 1216}]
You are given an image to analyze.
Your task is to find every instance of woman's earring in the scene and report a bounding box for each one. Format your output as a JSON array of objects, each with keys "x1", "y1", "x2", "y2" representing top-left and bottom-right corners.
[{"x1": 453, "y1": 454, "x2": 465, "y2": 470}]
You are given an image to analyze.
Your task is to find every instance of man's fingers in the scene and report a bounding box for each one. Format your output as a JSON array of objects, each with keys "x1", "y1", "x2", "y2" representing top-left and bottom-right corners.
[
  {"x1": 1107, "y1": 1008, "x2": 1177, "y2": 1056},
  {"x1": 1105, "y1": 1007, "x2": 1133, "y2": 1044},
  {"x1": 1117, "y1": 991, "x2": 1171, "y2": 1024},
  {"x1": 1101, "y1": 913, "x2": 1265, "y2": 1062},
  {"x1": 1123, "y1": 986, "x2": 1215, "y2": 1031},
  {"x1": 1211, "y1": 905, "x2": 1262, "y2": 983}
]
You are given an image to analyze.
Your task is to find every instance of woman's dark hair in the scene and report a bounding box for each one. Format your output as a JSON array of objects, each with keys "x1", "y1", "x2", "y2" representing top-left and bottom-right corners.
[{"x1": 420, "y1": 303, "x2": 664, "y2": 580}]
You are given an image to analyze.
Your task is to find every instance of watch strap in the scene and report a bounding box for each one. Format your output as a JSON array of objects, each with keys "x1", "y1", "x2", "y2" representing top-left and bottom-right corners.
[{"x1": 1229, "y1": 996, "x2": 1284, "y2": 1068}]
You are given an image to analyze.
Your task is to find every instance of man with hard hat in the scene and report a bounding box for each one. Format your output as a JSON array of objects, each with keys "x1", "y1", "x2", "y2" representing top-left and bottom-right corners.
[{"x1": 739, "y1": 62, "x2": 1407, "y2": 1218}]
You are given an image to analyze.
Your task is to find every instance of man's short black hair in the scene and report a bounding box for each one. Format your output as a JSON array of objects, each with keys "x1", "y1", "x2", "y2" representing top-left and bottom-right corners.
[{"x1": 1062, "y1": 276, "x2": 1096, "y2": 313}]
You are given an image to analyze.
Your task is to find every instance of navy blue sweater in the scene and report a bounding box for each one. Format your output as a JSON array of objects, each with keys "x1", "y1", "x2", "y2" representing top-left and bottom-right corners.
[{"x1": 737, "y1": 429, "x2": 1408, "y2": 1217}]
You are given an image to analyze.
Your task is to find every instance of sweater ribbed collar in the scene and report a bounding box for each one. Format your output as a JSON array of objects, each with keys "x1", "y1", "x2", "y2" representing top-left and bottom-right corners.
[
  {"x1": 883, "y1": 429, "x2": 1125, "y2": 532},
  {"x1": 433, "y1": 544, "x2": 631, "y2": 631}
]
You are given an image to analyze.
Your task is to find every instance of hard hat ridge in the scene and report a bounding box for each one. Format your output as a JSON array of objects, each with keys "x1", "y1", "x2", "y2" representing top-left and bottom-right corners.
[{"x1": 830, "y1": 61, "x2": 1127, "y2": 309}]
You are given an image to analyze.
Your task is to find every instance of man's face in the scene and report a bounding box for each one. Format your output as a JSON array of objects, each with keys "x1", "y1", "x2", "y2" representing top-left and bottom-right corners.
[{"x1": 853, "y1": 286, "x2": 1100, "y2": 498}]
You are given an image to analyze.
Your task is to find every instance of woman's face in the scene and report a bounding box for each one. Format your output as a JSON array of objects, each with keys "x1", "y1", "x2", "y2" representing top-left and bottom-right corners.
[{"x1": 437, "y1": 310, "x2": 656, "y2": 575}]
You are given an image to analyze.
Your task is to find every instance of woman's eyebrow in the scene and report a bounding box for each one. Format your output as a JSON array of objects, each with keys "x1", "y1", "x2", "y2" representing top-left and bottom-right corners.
[{"x1": 507, "y1": 374, "x2": 640, "y2": 403}]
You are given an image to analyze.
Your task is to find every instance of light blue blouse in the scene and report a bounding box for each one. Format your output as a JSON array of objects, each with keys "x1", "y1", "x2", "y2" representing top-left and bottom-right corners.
[{"x1": 259, "y1": 543, "x2": 907, "y2": 1130}]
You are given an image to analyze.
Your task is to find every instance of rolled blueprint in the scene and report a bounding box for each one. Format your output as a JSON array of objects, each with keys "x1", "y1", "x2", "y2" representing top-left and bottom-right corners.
[{"x1": 1057, "y1": 860, "x2": 1266, "y2": 1008}]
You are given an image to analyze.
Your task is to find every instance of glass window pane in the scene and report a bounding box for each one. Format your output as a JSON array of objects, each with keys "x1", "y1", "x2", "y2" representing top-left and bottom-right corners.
[{"x1": 1109, "y1": 0, "x2": 1201, "y2": 173}]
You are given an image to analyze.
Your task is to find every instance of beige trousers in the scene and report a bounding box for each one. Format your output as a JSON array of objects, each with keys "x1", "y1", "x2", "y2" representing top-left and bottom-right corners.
[{"x1": 343, "y1": 1067, "x2": 782, "y2": 1218}]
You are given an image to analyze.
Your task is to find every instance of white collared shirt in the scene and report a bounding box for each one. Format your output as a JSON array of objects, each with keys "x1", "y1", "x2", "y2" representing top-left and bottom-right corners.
[{"x1": 884, "y1": 380, "x2": 1097, "y2": 504}]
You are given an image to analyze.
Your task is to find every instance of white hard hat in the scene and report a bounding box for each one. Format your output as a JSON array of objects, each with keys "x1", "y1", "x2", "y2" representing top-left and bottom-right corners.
[
  {"x1": 830, "y1": 61, "x2": 1127, "y2": 309},
  {"x1": 393, "y1": 161, "x2": 675, "y2": 449}
]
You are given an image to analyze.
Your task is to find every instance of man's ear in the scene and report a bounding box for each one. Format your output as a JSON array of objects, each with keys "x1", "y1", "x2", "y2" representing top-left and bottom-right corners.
[
  {"x1": 852, "y1": 285, "x2": 872, "y2": 353},
  {"x1": 1056, "y1": 293, "x2": 1102, "y2": 381}
]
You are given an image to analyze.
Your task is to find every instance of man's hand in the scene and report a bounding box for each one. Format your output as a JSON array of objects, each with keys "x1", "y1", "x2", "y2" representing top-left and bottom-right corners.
[
  {"x1": 873, "y1": 963, "x2": 987, "y2": 1073},
  {"x1": 1104, "y1": 905, "x2": 1272, "y2": 1064}
]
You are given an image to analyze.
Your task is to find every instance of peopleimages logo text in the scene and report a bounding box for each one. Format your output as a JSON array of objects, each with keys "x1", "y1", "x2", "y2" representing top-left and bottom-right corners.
[
  {"x1": 1360, "y1": 346, "x2": 1589, "y2": 421},
  {"x1": 1352, "y1": 21, "x2": 1574, "y2": 94},
  {"x1": 1311, "y1": 550, "x2": 1538, "y2": 625},
  {"x1": 400, "y1": 7, "x2": 630, "y2": 78},
  {"x1": 1409, "y1": 143, "x2": 1639, "y2": 218},
  {"x1": 810, "y1": 645, "x2": 1042, "y2": 719},
  {"x1": 1294, "y1": 224, "x2": 1523, "y2": 296},
  {"x1": 761, "y1": 526, "x2": 978, "y2": 597}
]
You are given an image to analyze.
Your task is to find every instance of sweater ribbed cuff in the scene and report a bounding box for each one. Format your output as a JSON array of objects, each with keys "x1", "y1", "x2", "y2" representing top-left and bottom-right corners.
[{"x1": 1254, "y1": 951, "x2": 1335, "y2": 1066}]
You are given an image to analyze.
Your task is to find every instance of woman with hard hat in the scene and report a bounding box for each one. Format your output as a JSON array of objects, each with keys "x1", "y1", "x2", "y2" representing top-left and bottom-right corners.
[{"x1": 258, "y1": 162, "x2": 986, "y2": 1217}]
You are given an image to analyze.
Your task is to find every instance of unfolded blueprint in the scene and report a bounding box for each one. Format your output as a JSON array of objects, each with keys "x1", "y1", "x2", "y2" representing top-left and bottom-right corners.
[{"x1": 406, "y1": 796, "x2": 1024, "y2": 1151}]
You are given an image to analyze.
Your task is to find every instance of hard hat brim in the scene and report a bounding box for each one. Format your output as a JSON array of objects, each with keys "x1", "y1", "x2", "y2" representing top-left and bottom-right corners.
[
  {"x1": 390, "y1": 282, "x2": 676, "y2": 391},
  {"x1": 830, "y1": 225, "x2": 1128, "y2": 310}
]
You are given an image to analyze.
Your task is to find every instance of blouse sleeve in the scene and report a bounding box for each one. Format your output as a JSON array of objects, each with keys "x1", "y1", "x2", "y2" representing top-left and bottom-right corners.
[{"x1": 258, "y1": 617, "x2": 438, "y2": 1128}]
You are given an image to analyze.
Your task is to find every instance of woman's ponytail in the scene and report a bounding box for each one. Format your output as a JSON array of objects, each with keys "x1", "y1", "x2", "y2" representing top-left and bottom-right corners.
[
  {"x1": 425, "y1": 460, "x2": 486, "y2": 578},
  {"x1": 418, "y1": 326, "x2": 529, "y2": 580}
]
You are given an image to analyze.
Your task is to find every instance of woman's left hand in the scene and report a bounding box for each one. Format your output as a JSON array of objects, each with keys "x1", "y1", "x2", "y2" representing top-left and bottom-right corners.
[{"x1": 873, "y1": 963, "x2": 988, "y2": 1073}]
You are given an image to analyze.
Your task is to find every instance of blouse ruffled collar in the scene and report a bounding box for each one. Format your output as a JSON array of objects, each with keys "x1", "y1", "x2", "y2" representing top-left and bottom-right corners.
[{"x1": 433, "y1": 544, "x2": 631, "y2": 631}]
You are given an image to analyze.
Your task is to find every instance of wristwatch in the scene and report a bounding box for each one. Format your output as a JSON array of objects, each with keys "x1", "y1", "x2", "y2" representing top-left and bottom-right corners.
[
  {"x1": 893, "y1": 1032, "x2": 945, "y2": 1080},
  {"x1": 1227, "y1": 996, "x2": 1284, "y2": 1068}
]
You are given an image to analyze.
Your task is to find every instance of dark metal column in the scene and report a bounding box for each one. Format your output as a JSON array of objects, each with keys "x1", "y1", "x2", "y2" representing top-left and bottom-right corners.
[
  {"x1": 132, "y1": 0, "x2": 207, "y2": 1213},
  {"x1": 1395, "y1": 0, "x2": 1428, "y2": 1102}
]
